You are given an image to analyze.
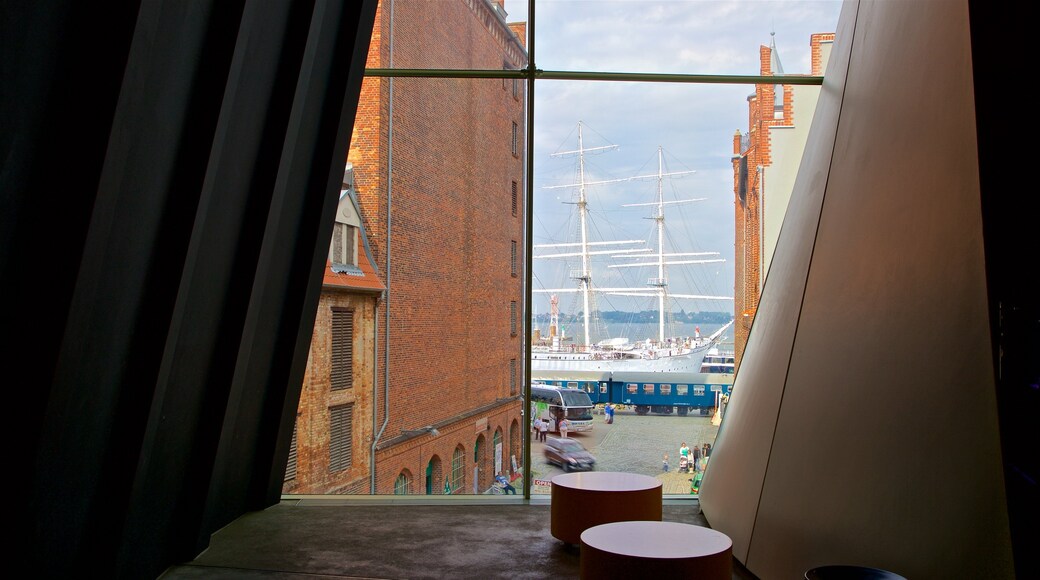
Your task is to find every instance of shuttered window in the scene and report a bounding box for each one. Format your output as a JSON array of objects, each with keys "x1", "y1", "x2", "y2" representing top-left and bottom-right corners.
[
  {"x1": 510, "y1": 301, "x2": 517, "y2": 336},
  {"x1": 329, "y1": 404, "x2": 354, "y2": 472},
  {"x1": 511, "y1": 240, "x2": 517, "y2": 276},
  {"x1": 511, "y1": 181, "x2": 518, "y2": 216},
  {"x1": 331, "y1": 223, "x2": 356, "y2": 267},
  {"x1": 509, "y1": 359, "x2": 517, "y2": 395},
  {"x1": 331, "y1": 308, "x2": 354, "y2": 390},
  {"x1": 284, "y1": 421, "x2": 297, "y2": 481}
]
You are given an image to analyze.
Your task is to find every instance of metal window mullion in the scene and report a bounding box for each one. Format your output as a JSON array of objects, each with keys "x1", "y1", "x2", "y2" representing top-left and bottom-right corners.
[
  {"x1": 355, "y1": 0, "x2": 825, "y2": 500},
  {"x1": 363, "y1": 67, "x2": 823, "y2": 87}
]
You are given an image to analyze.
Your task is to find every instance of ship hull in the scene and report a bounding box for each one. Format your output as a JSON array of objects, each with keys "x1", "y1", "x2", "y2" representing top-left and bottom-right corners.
[{"x1": 531, "y1": 346, "x2": 710, "y2": 373}]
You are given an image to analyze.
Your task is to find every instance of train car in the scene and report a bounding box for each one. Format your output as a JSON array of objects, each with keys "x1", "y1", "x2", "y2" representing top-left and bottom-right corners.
[{"x1": 530, "y1": 369, "x2": 732, "y2": 416}]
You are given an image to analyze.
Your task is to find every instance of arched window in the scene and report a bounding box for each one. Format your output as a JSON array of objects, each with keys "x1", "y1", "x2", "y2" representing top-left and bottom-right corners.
[
  {"x1": 450, "y1": 446, "x2": 465, "y2": 494},
  {"x1": 509, "y1": 419, "x2": 520, "y2": 474},
  {"x1": 474, "y1": 433, "x2": 488, "y2": 492},
  {"x1": 394, "y1": 470, "x2": 412, "y2": 495},
  {"x1": 426, "y1": 455, "x2": 442, "y2": 495},
  {"x1": 493, "y1": 428, "x2": 503, "y2": 475}
]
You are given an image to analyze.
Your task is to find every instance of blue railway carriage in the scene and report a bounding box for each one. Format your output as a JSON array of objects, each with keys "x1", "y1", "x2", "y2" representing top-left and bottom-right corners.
[{"x1": 530, "y1": 369, "x2": 733, "y2": 416}]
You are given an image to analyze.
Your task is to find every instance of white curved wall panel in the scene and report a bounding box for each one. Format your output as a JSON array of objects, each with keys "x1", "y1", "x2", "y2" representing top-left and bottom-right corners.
[
  {"x1": 698, "y1": 0, "x2": 856, "y2": 563},
  {"x1": 699, "y1": 1, "x2": 1013, "y2": 578}
]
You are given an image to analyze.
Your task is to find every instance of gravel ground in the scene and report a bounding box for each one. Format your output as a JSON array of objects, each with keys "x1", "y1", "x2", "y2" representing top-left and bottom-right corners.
[{"x1": 530, "y1": 411, "x2": 719, "y2": 495}]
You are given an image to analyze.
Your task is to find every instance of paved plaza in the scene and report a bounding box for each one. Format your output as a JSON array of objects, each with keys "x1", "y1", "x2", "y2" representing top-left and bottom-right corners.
[{"x1": 530, "y1": 409, "x2": 720, "y2": 496}]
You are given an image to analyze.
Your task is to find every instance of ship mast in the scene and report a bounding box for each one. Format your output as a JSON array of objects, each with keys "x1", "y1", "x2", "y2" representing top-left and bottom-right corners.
[
  {"x1": 654, "y1": 148, "x2": 667, "y2": 342},
  {"x1": 613, "y1": 147, "x2": 729, "y2": 343},
  {"x1": 576, "y1": 124, "x2": 592, "y2": 349},
  {"x1": 535, "y1": 125, "x2": 734, "y2": 348},
  {"x1": 537, "y1": 121, "x2": 630, "y2": 349}
]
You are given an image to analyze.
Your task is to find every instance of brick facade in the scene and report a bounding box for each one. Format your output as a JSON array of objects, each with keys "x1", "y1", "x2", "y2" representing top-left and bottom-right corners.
[
  {"x1": 733, "y1": 33, "x2": 833, "y2": 370},
  {"x1": 350, "y1": 0, "x2": 527, "y2": 494},
  {"x1": 284, "y1": 290, "x2": 381, "y2": 495}
]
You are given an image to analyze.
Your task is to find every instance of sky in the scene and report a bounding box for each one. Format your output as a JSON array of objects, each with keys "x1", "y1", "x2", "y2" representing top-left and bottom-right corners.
[{"x1": 500, "y1": 1, "x2": 843, "y2": 318}]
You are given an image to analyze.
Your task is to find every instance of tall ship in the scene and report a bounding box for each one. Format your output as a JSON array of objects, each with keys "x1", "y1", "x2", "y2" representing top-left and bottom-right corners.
[{"x1": 532, "y1": 122, "x2": 734, "y2": 373}]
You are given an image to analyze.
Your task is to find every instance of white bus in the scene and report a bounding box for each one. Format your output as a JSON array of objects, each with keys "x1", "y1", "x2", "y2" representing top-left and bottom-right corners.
[{"x1": 530, "y1": 384, "x2": 594, "y2": 433}]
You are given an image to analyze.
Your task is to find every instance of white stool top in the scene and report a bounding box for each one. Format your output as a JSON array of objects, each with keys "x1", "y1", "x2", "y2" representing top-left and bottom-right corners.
[
  {"x1": 551, "y1": 471, "x2": 661, "y2": 492},
  {"x1": 581, "y1": 521, "x2": 732, "y2": 559}
]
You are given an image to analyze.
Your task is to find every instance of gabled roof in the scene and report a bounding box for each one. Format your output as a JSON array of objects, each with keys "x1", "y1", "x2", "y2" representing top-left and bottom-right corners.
[
  {"x1": 322, "y1": 250, "x2": 383, "y2": 293},
  {"x1": 323, "y1": 188, "x2": 384, "y2": 293}
]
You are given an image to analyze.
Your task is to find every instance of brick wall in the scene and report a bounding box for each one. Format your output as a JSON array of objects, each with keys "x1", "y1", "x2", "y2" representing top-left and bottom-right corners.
[
  {"x1": 733, "y1": 38, "x2": 801, "y2": 369},
  {"x1": 733, "y1": 32, "x2": 835, "y2": 369},
  {"x1": 373, "y1": 408, "x2": 523, "y2": 494},
  {"x1": 352, "y1": 0, "x2": 527, "y2": 494},
  {"x1": 284, "y1": 290, "x2": 379, "y2": 494},
  {"x1": 810, "y1": 33, "x2": 836, "y2": 76}
]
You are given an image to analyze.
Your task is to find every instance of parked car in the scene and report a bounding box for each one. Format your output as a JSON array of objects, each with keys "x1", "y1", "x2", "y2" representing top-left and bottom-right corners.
[{"x1": 543, "y1": 436, "x2": 596, "y2": 472}]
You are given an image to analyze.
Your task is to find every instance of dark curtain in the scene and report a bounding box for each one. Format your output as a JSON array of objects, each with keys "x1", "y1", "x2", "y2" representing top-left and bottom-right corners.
[
  {"x1": 3, "y1": 1, "x2": 377, "y2": 577},
  {"x1": 970, "y1": 2, "x2": 1039, "y2": 578}
]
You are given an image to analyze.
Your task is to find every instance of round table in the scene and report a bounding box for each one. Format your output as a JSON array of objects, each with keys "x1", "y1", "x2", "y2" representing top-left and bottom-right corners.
[
  {"x1": 550, "y1": 471, "x2": 662, "y2": 545},
  {"x1": 580, "y1": 520, "x2": 732, "y2": 579},
  {"x1": 805, "y1": 565, "x2": 907, "y2": 579}
]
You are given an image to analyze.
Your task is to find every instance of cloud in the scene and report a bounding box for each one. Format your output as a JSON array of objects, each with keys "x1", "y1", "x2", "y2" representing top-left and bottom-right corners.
[{"x1": 510, "y1": 0, "x2": 842, "y2": 316}]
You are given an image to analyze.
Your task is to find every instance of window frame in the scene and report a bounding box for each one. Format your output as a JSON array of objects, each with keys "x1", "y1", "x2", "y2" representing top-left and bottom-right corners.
[
  {"x1": 450, "y1": 446, "x2": 465, "y2": 494},
  {"x1": 394, "y1": 471, "x2": 411, "y2": 495},
  {"x1": 357, "y1": 0, "x2": 826, "y2": 500}
]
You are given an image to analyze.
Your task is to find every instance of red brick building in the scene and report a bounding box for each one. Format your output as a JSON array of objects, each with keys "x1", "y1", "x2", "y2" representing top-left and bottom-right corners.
[
  {"x1": 732, "y1": 32, "x2": 834, "y2": 369},
  {"x1": 290, "y1": 0, "x2": 527, "y2": 495},
  {"x1": 283, "y1": 180, "x2": 386, "y2": 495}
]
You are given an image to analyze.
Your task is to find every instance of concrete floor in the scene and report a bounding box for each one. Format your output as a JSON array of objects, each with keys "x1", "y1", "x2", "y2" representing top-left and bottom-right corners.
[{"x1": 160, "y1": 497, "x2": 758, "y2": 579}]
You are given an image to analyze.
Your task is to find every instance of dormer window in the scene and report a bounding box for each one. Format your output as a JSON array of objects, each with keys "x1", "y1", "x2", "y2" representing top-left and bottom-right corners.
[
  {"x1": 331, "y1": 222, "x2": 357, "y2": 269},
  {"x1": 331, "y1": 165, "x2": 363, "y2": 274}
]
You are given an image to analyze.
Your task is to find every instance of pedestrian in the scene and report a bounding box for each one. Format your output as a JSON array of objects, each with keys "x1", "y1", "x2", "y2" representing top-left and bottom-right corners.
[
  {"x1": 495, "y1": 473, "x2": 517, "y2": 495},
  {"x1": 692, "y1": 443, "x2": 701, "y2": 472},
  {"x1": 679, "y1": 441, "x2": 690, "y2": 461},
  {"x1": 532, "y1": 416, "x2": 541, "y2": 437},
  {"x1": 559, "y1": 417, "x2": 570, "y2": 438},
  {"x1": 537, "y1": 417, "x2": 548, "y2": 442},
  {"x1": 663, "y1": 453, "x2": 669, "y2": 472},
  {"x1": 605, "y1": 402, "x2": 614, "y2": 424}
]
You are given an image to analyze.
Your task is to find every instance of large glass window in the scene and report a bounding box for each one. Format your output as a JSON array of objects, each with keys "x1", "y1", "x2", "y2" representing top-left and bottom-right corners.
[
  {"x1": 283, "y1": 0, "x2": 840, "y2": 498},
  {"x1": 394, "y1": 471, "x2": 412, "y2": 495},
  {"x1": 450, "y1": 446, "x2": 466, "y2": 494}
]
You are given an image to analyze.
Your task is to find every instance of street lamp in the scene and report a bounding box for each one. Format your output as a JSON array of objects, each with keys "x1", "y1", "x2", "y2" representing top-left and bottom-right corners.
[{"x1": 403, "y1": 425, "x2": 439, "y2": 437}]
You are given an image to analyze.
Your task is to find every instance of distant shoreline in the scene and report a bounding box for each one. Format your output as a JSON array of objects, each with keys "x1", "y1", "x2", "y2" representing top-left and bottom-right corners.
[{"x1": 532, "y1": 310, "x2": 733, "y2": 325}]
